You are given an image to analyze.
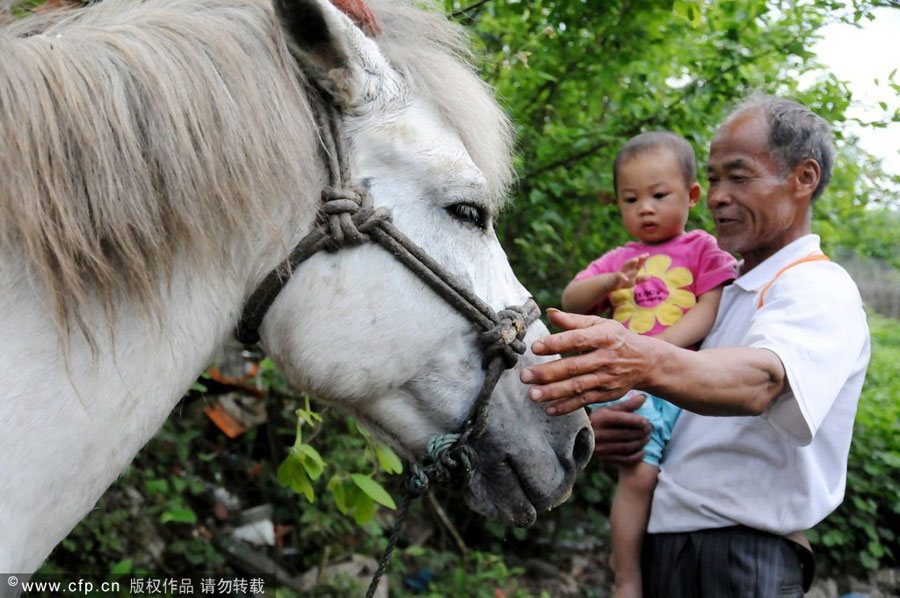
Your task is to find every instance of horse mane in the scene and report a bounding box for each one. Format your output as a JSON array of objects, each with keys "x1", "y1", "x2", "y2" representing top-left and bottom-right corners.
[
  {"x1": 0, "y1": 0, "x2": 513, "y2": 337},
  {"x1": 371, "y1": 0, "x2": 514, "y2": 202}
]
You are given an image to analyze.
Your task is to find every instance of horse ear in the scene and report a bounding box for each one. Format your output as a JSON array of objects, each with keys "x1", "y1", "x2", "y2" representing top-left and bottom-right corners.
[{"x1": 274, "y1": 0, "x2": 385, "y2": 108}]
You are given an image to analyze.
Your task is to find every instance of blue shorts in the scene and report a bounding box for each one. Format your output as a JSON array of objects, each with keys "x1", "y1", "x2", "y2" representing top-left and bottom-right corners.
[{"x1": 590, "y1": 391, "x2": 681, "y2": 467}]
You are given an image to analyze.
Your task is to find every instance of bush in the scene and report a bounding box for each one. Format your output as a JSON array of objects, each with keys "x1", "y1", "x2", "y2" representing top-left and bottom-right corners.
[{"x1": 809, "y1": 311, "x2": 900, "y2": 574}]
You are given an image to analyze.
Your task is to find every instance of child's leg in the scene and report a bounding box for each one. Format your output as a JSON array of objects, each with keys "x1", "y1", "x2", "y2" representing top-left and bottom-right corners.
[{"x1": 610, "y1": 461, "x2": 659, "y2": 598}]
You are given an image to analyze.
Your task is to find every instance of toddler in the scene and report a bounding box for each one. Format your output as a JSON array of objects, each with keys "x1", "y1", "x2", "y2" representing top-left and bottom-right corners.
[{"x1": 561, "y1": 131, "x2": 737, "y2": 598}]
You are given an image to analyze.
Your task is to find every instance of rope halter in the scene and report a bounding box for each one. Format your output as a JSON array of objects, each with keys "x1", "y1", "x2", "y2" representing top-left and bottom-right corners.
[
  {"x1": 234, "y1": 85, "x2": 541, "y2": 598},
  {"x1": 319, "y1": 185, "x2": 390, "y2": 250}
]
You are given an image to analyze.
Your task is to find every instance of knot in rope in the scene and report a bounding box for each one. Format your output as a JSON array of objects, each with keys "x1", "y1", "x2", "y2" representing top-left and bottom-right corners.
[
  {"x1": 479, "y1": 303, "x2": 533, "y2": 368},
  {"x1": 319, "y1": 186, "x2": 391, "y2": 251},
  {"x1": 404, "y1": 433, "x2": 477, "y2": 497}
]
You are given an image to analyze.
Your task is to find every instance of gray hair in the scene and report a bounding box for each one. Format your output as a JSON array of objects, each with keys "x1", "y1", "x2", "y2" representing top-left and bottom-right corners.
[
  {"x1": 726, "y1": 93, "x2": 834, "y2": 203},
  {"x1": 613, "y1": 131, "x2": 697, "y2": 194}
]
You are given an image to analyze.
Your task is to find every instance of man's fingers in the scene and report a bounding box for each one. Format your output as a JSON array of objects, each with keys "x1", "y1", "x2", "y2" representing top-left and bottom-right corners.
[
  {"x1": 527, "y1": 312, "x2": 615, "y2": 357},
  {"x1": 527, "y1": 373, "x2": 625, "y2": 407},
  {"x1": 526, "y1": 363, "x2": 602, "y2": 394},
  {"x1": 545, "y1": 308, "x2": 602, "y2": 332},
  {"x1": 595, "y1": 448, "x2": 646, "y2": 465},
  {"x1": 593, "y1": 437, "x2": 649, "y2": 454},
  {"x1": 591, "y1": 411, "x2": 651, "y2": 442},
  {"x1": 534, "y1": 390, "x2": 624, "y2": 416},
  {"x1": 586, "y1": 396, "x2": 650, "y2": 463},
  {"x1": 592, "y1": 432, "x2": 649, "y2": 462},
  {"x1": 604, "y1": 393, "x2": 647, "y2": 413},
  {"x1": 592, "y1": 423, "x2": 651, "y2": 443}
]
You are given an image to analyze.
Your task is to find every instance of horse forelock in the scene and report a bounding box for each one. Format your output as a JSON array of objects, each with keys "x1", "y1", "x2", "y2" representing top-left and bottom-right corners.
[
  {"x1": 368, "y1": 0, "x2": 515, "y2": 211},
  {"x1": 0, "y1": 0, "x2": 513, "y2": 338}
]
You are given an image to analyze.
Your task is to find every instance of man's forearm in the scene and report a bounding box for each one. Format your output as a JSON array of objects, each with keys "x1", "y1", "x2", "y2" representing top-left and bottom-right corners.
[
  {"x1": 522, "y1": 310, "x2": 788, "y2": 417},
  {"x1": 643, "y1": 342, "x2": 787, "y2": 416}
]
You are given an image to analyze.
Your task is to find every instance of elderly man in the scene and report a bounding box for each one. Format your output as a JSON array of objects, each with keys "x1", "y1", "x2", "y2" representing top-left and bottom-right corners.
[{"x1": 521, "y1": 94, "x2": 870, "y2": 596}]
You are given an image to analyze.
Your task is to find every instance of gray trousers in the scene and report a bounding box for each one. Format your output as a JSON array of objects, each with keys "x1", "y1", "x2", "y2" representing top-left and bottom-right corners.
[{"x1": 642, "y1": 527, "x2": 812, "y2": 598}]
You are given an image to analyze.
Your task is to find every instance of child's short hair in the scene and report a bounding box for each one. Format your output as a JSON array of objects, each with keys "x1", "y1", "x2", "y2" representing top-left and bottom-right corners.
[{"x1": 613, "y1": 131, "x2": 697, "y2": 194}]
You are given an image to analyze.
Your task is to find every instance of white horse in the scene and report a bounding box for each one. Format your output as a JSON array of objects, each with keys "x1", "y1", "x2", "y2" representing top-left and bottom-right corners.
[{"x1": 0, "y1": 0, "x2": 593, "y2": 574}]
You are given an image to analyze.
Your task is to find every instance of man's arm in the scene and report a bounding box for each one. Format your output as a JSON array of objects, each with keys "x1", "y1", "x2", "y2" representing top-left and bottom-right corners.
[
  {"x1": 520, "y1": 309, "x2": 786, "y2": 417},
  {"x1": 654, "y1": 286, "x2": 724, "y2": 349}
]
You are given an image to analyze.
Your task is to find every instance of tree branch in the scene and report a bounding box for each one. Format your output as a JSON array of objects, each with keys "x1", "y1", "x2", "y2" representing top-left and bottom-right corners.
[{"x1": 451, "y1": 0, "x2": 489, "y2": 20}]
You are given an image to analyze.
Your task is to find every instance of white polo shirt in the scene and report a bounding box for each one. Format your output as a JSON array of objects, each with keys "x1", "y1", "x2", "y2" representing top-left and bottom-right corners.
[{"x1": 647, "y1": 234, "x2": 870, "y2": 535}]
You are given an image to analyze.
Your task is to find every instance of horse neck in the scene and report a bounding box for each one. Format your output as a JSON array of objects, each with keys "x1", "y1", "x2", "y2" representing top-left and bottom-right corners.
[{"x1": 0, "y1": 189, "x2": 318, "y2": 571}]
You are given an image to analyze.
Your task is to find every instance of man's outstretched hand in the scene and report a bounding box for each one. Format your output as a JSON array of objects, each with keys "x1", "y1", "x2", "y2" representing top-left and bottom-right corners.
[{"x1": 519, "y1": 309, "x2": 654, "y2": 415}]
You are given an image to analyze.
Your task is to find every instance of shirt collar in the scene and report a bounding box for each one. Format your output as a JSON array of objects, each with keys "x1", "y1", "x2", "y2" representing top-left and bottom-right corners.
[{"x1": 732, "y1": 234, "x2": 823, "y2": 291}]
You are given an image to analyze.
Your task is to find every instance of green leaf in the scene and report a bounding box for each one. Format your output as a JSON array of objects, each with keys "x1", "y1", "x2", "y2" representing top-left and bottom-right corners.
[
  {"x1": 160, "y1": 506, "x2": 197, "y2": 525},
  {"x1": 109, "y1": 558, "x2": 133, "y2": 575},
  {"x1": 352, "y1": 493, "x2": 375, "y2": 525},
  {"x1": 294, "y1": 444, "x2": 326, "y2": 480},
  {"x1": 860, "y1": 550, "x2": 879, "y2": 571},
  {"x1": 351, "y1": 474, "x2": 397, "y2": 509},
  {"x1": 327, "y1": 476, "x2": 349, "y2": 514},
  {"x1": 295, "y1": 471, "x2": 315, "y2": 503},
  {"x1": 277, "y1": 457, "x2": 315, "y2": 503},
  {"x1": 375, "y1": 443, "x2": 404, "y2": 475},
  {"x1": 868, "y1": 540, "x2": 884, "y2": 558},
  {"x1": 144, "y1": 478, "x2": 169, "y2": 496}
]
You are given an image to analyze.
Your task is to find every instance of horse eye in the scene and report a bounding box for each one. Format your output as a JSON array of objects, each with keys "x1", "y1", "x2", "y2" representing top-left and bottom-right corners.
[{"x1": 446, "y1": 202, "x2": 487, "y2": 230}]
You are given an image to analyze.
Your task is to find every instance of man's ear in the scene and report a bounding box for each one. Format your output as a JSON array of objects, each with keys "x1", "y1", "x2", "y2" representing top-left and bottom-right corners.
[
  {"x1": 791, "y1": 158, "x2": 821, "y2": 202},
  {"x1": 688, "y1": 182, "x2": 701, "y2": 207},
  {"x1": 273, "y1": 0, "x2": 388, "y2": 108}
]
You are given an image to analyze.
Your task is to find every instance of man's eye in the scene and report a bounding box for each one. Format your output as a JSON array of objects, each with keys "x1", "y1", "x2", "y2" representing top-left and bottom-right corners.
[
  {"x1": 654, "y1": 192, "x2": 667, "y2": 199},
  {"x1": 624, "y1": 197, "x2": 637, "y2": 203},
  {"x1": 446, "y1": 202, "x2": 487, "y2": 230}
]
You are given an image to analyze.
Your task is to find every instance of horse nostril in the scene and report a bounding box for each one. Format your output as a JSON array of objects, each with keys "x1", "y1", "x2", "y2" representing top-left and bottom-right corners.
[{"x1": 572, "y1": 425, "x2": 594, "y2": 471}]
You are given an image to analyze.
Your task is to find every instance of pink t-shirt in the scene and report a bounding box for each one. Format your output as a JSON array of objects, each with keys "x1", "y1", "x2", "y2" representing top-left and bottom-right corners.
[{"x1": 574, "y1": 230, "x2": 737, "y2": 337}]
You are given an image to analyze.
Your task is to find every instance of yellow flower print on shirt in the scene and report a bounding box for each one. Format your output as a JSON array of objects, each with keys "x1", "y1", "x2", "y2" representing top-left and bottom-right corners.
[{"x1": 609, "y1": 254, "x2": 697, "y2": 334}]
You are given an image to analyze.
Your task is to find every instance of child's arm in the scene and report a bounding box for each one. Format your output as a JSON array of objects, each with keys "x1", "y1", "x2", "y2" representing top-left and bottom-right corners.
[
  {"x1": 561, "y1": 274, "x2": 623, "y2": 314},
  {"x1": 562, "y1": 254, "x2": 649, "y2": 314},
  {"x1": 654, "y1": 284, "x2": 725, "y2": 349}
]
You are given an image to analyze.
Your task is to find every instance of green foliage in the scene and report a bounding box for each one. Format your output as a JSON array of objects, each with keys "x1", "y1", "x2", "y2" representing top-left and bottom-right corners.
[
  {"x1": 809, "y1": 312, "x2": 900, "y2": 574},
  {"x1": 445, "y1": 0, "x2": 899, "y2": 308},
  {"x1": 390, "y1": 549, "x2": 543, "y2": 598},
  {"x1": 268, "y1": 377, "x2": 403, "y2": 526}
]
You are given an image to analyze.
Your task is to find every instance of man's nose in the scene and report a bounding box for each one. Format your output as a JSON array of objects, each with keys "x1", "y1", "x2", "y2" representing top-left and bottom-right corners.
[
  {"x1": 707, "y1": 186, "x2": 729, "y2": 209},
  {"x1": 638, "y1": 201, "x2": 655, "y2": 215}
]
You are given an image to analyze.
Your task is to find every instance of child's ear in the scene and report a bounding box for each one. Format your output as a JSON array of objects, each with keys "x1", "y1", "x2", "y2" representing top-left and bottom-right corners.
[{"x1": 688, "y1": 183, "x2": 702, "y2": 207}]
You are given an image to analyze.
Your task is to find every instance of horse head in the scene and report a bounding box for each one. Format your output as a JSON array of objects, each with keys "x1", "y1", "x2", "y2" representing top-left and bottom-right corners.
[{"x1": 259, "y1": 0, "x2": 593, "y2": 526}]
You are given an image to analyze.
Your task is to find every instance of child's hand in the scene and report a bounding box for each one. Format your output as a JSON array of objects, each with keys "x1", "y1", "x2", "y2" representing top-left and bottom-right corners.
[{"x1": 613, "y1": 254, "x2": 650, "y2": 290}]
